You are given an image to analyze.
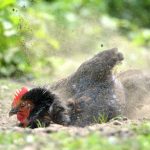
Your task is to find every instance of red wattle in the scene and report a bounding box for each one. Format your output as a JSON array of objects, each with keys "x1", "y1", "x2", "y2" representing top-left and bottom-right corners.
[{"x1": 17, "y1": 110, "x2": 30, "y2": 124}]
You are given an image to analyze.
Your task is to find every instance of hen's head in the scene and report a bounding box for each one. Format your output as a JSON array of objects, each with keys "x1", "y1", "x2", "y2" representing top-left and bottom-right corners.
[
  {"x1": 9, "y1": 87, "x2": 55, "y2": 127},
  {"x1": 9, "y1": 87, "x2": 34, "y2": 127}
]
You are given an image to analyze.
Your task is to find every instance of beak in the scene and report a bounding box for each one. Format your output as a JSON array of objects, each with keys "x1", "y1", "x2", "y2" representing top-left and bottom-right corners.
[{"x1": 9, "y1": 108, "x2": 19, "y2": 117}]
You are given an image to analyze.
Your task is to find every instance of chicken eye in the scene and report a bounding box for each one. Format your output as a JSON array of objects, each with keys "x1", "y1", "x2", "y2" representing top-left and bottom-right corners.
[
  {"x1": 20, "y1": 102, "x2": 25, "y2": 107},
  {"x1": 27, "y1": 103, "x2": 31, "y2": 108}
]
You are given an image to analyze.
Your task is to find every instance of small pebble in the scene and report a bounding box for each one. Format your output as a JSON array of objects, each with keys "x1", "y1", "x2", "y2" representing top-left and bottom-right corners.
[
  {"x1": 113, "y1": 121, "x2": 122, "y2": 125},
  {"x1": 123, "y1": 117, "x2": 128, "y2": 121},
  {"x1": 99, "y1": 127, "x2": 104, "y2": 131},
  {"x1": 108, "y1": 136, "x2": 117, "y2": 144}
]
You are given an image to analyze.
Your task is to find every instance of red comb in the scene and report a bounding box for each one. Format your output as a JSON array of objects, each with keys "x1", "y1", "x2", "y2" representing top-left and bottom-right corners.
[{"x1": 12, "y1": 87, "x2": 29, "y2": 107}]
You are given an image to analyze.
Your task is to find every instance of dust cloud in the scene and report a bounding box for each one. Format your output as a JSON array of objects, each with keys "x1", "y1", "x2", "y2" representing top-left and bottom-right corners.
[{"x1": 118, "y1": 70, "x2": 150, "y2": 119}]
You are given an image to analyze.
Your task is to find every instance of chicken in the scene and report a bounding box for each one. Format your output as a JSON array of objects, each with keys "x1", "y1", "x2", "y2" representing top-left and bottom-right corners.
[
  {"x1": 9, "y1": 49, "x2": 125, "y2": 128},
  {"x1": 9, "y1": 87, "x2": 70, "y2": 128}
]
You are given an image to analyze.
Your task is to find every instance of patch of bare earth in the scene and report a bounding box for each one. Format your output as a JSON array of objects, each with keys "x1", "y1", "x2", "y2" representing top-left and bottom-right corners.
[{"x1": 0, "y1": 79, "x2": 149, "y2": 138}]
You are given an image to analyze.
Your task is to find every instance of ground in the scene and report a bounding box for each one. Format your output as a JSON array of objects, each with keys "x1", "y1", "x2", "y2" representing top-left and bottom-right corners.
[{"x1": 0, "y1": 79, "x2": 150, "y2": 150}]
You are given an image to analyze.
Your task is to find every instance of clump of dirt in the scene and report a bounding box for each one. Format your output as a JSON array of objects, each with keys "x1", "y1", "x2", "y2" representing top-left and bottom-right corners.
[{"x1": 0, "y1": 117, "x2": 141, "y2": 138}]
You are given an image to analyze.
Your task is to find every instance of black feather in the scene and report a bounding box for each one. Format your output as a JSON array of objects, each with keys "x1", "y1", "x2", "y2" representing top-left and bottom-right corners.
[
  {"x1": 21, "y1": 87, "x2": 57, "y2": 128},
  {"x1": 22, "y1": 87, "x2": 55, "y2": 106}
]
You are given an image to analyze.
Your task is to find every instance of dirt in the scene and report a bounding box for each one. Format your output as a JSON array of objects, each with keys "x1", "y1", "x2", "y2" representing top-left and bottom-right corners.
[{"x1": 0, "y1": 79, "x2": 149, "y2": 138}]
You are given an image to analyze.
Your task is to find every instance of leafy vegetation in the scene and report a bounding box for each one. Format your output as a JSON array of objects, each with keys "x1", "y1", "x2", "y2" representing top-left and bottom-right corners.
[
  {"x1": 0, "y1": 0, "x2": 150, "y2": 78},
  {"x1": 0, "y1": 0, "x2": 29, "y2": 77}
]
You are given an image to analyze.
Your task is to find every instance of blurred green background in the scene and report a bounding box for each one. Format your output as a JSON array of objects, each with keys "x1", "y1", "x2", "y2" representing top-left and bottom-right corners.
[{"x1": 0, "y1": 0, "x2": 150, "y2": 82}]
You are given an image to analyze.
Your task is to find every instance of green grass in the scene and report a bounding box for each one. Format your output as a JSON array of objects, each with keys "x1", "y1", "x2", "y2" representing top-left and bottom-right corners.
[
  {"x1": 93, "y1": 113, "x2": 108, "y2": 124},
  {"x1": 0, "y1": 122, "x2": 150, "y2": 150}
]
